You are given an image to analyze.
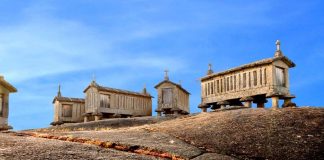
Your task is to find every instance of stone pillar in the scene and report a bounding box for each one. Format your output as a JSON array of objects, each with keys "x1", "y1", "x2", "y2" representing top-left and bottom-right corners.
[
  {"x1": 217, "y1": 101, "x2": 229, "y2": 110},
  {"x1": 282, "y1": 98, "x2": 291, "y2": 108},
  {"x1": 257, "y1": 102, "x2": 265, "y2": 108},
  {"x1": 84, "y1": 116, "x2": 88, "y2": 123},
  {"x1": 244, "y1": 101, "x2": 252, "y2": 108},
  {"x1": 283, "y1": 99, "x2": 297, "y2": 108},
  {"x1": 282, "y1": 95, "x2": 296, "y2": 108},
  {"x1": 0, "y1": 94, "x2": 2, "y2": 117},
  {"x1": 284, "y1": 98, "x2": 291, "y2": 104},
  {"x1": 256, "y1": 99, "x2": 267, "y2": 108},
  {"x1": 199, "y1": 103, "x2": 209, "y2": 112},
  {"x1": 240, "y1": 97, "x2": 254, "y2": 108},
  {"x1": 271, "y1": 96, "x2": 279, "y2": 109},
  {"x1": 94, "y1": 115, "x2": 101, "y2": 121}
]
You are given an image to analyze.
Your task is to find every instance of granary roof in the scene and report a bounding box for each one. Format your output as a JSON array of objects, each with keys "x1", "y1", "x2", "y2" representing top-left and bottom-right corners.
[
  {"x1": 0, "y1": 76, "x2": 17, "y2": 93},
  {"x1": 52, "y1": 96, "x2": 85, "y2": 104},
  {"x1": 201, "y1": 55, "x2": 296, "y2": 81},
  {"x1": 154, "y1": 80, "x2": 190, "y2": 94},
  {"x1": 83, "y1": 81, "x2": 153, "y2": 98}
]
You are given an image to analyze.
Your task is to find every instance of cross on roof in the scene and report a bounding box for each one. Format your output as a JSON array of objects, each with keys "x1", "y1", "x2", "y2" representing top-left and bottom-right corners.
[
  {"x1": 164, "y1": 69, "x2": 169, "y2": 80},
  {"x1": 276, "y1": 40, "x2": 281, "y2": 51},
  {"x1": 208, "y1": 63, "x2": 212, "y2": 70},
  {"x1": 57, "y1": 84, "x2": 62, "y2": 97}
]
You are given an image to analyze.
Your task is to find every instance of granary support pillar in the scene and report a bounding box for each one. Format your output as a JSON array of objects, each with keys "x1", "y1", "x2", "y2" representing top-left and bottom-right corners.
[
  {"x1": 257, "y1": 102, "x2": 265, "y2": 108},
  {"x1": 282, "y1": 95, "x2": 297, "y2": 108},
  {"x1": 266, "y1": 93, "x2": 281, "y2": 109},
  {"x1": 210, "y1": 104, "x2": 220, "y2": 110},
  {"x1": 83, "y1": 113, "x2": 91, "y2": 123},
  {"x1": 217, "y1": 101, "x2": 229, "y2": 110},
  {"x1": 94, "y1": 115, "x2": 101, "y2": 121},
  {"x1": 198, "y1": 103, "x2": 209, "y2": 112},
  {"x1": 202, "y1": 108, "x2": 207, "y2": 112},
  {"x1": 172, "y1": 108, "x2": 181, "y2": 116},
  {"x1": 254, "y1": 99, "x2": 268, "y2": 108},
  {"x1": 271, "y1": 97, "x2": 279, "y2": 109},
  {"x1": 244, "y1": 101, "x2": 252, "y2": 108},
  {"x1": 93, "y1": 112, "x2": 103, "y2": 121},
  {"x1": 240, "y1": 97, "x2": 254, "y2": 108},
  {"x1": 155, "y1": 109, "x2": 162, "y2": 116},
  {"x1": 84, "y1": 116, "x2": 88, "y2": 122}
]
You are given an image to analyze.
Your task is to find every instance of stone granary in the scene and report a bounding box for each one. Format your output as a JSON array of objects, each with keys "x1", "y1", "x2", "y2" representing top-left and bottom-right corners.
[
  {"x1": 83, "y1": 80, "x2": 153, "y2": 122},
  {"x1": 199, "y1": 40, "x2": 296, "y2": 112},
  {"x1": 155, "y1": 70, "x2": 190, "y2": 116},
  {"x1": 51, "y1": 85, "x2": 85, "y2": 125},
  {"x1": 0, "y1": 76, "x2": 17, "y2": 130}
]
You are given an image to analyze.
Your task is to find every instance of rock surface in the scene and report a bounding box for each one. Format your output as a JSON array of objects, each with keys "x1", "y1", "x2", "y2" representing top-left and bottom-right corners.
[
  {"x1": 192, "y1": 153, "x2": 237, "y2": 160},
  {"x1": 1, "y1": 107, "x2": 323, "y2": 159},
  {"x1": 37, "y1": 116, "x2": 176, "y2": 132},
  {"x1": 0, "y1": 133, "x2": 160, "y2": 160},
  {"x1": 150, "y1": 107, "x2": 324, "y2": 160},
  {"x1": 47, "y1": 129, "x2": 203, "y2": 158}
]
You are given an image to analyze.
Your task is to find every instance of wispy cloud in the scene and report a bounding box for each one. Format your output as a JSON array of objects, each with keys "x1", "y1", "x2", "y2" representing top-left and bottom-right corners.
[{"x1": 0, "y1": 2, "x2": 187, "y2": 83}]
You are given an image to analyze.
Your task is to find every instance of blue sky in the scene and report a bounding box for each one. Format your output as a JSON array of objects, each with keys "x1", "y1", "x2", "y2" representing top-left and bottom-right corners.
[{"x1": 0, "y1": 0, "x2": 323, "y2": 130}]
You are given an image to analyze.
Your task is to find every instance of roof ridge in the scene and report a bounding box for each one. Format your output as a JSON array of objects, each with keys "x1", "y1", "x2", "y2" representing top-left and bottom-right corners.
[
  {"x1": 201, "y1": 56, "x2": 295, "y2": 81},
  {"x1": 96, "y1": 84, "x2": 152, "y2": 97},
  {"x1": 154, "y1": 80, "x2": 190, "y2": 94},
  {"x1": 0, "y1": 77, "x2": 17, "y2": 93}
]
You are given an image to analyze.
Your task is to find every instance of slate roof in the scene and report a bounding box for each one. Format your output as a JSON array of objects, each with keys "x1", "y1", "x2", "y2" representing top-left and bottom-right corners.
[
  {"x1": 0, "y1": 76, "x2": 17, "y2": 93},
  {"x1": 201, "y1": 55, "x2": 296, "y2": 81},
  {"x1": 84, "y1": 82, "x2": 153, "y2": 98},
  {"x1": 53, "y1": 96, "x2": 85, "y2": 104},
  {"x1": 154, "y1": 80, "x2": 190, "y2": 94}
]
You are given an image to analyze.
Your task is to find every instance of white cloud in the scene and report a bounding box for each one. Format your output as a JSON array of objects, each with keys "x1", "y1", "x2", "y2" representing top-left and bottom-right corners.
[{"x1": 0, "y1": 3, "x2": 187, "y2": 83}]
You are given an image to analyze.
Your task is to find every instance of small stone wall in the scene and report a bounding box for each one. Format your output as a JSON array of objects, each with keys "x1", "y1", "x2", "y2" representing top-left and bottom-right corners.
[{"x1": 44, "y1": 116, "x2": 177, "y2": 131}]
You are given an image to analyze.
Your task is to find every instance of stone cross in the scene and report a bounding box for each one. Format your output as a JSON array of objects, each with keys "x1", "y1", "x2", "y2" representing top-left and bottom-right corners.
[
  {"x1": 207, "y1": 63, "x2": 214, "y2": 75},
  {"x1": 276, "y1": 40, "x2": 281, "y2": 51},
  {"x1": 57, "y1": 84, "x2": 62, "y2": 97},
  {"x1": 208, "y1": 64, "x2": 212, "y2": 70},
  {"x1": 164, "y1": 69, "x2": 169, "y2": 80},
  {"x1": 142, "y1": 83, "x2": 147, "y2": 94}
]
